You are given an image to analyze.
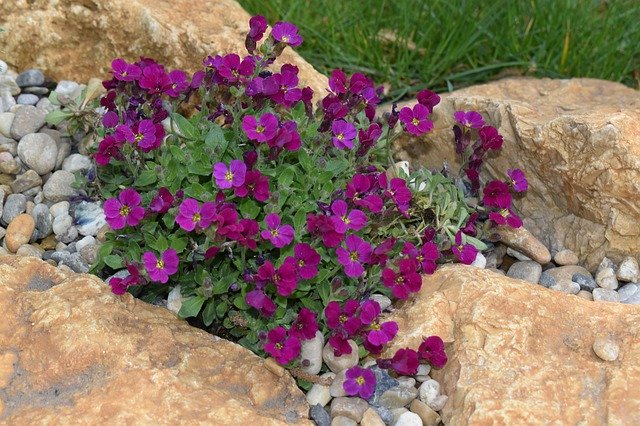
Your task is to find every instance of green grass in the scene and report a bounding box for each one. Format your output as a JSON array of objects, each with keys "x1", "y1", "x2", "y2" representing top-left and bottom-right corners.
[{"x1": 239, "y1": 0, "x2": 639, "y2": 101}]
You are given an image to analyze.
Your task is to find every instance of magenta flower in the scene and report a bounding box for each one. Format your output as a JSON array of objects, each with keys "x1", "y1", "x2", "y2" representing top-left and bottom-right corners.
[
  {"x1": 343, "y1": 366, "x2": 377, "y2": 399},
  {"x1": 358, "y1": 299, "x2": 381, "y2": 326},
  {"x1": 175, "y1": 199, "x2": 217, "y2": 232},
  {"x1": 452, "y1": 231, "x2": 478, "y2": 265},
  {"x1": 328, "y1": 334, "x2": 353, "y2": 356},
  {"x1": 248, "y1": 15, "x2": 268, "y2": 41},
  {"x1": 264, "y1": 326, "x2": 301, "y2": 365},
  {"x1": 272, "y1": 21, "x2": 303, "y2": 47},
  {"x1": 246, "y1": 289, "x2": 276, "y2": 317},
  {"x1": 242, "y1": 113, "x2": 279, "y2": 142},
  {"x1": 293, "y1": 243, "x2": 321, "y2": 279},
  {"x1": 213, "y1": 160, "x2": 247, "y2": 189},
  {"x1": 307, "y1": 214, "x2": 343, "y2": 248},
  {"x1": 386, "y1": 178, "x2": 412, "y2": 215},
  {"x1": 94, "y1": 135, "x2": 123, "y2": 166},
  {"x1": 489, "y1": 208, "x2": 523, "y2": 228},
  {"x1": 215, "y1": 53, "x2": 255, "y2": 83},
  {"x1": 418, "y1": 336, "x2": 448, "y2": 369},
  {"x1": 270, "y1": 120, "x2": 301, "y2": 151},
  {"x1": 150, "y1": 187, "x2": 174, "y2": 213},
  {"x1": 257, "y1": 261, "x2": 298, "y2": 297},
  {"x1": 102, "y1": 111, "x2": 119, "y2": 128},
  {"x1": 479, "y1": 125, "x2": 503, "y2": 150},
  {"x1": 111, "y1": 58, "x2": 141, "y2": 81},
  {"x1": 366, "y1": 320, "x2": 399, "y2": 347},
  {"x1": 416, "y1": 89, "x2": 441, "y2": 112},
  {"x1": 399, "y1": 104, "x2": 433, "y2": 136},
  {"x1": 103, "y1": 188, "x2": 145, "y2": 230},
  {"x1": 390, "y1": 348, "x2": 420, "y2": 376},
  {"x1": 404, "y1": 242, "x2": 440, "y2": 274},
  {"x1": 382, "y1": 259, "x2": 422, "y2": 299},
  {"x1": 142, "y1": 249, "x2": 179, "y2": 284},
  {"x1": 454, "y1": 110, "x2": 485, "y2": 129},
  {"x1": 108, "y1": 263, "x2": 142, "y2": 295},
  {"x1": 115, "y1": 119, "x2": 164, "y2": 152},
  {"x1": 330, "y1": 200, "x2": 368, "y2": 233},
  {"x1": 331, "y1": 119, "x2": 357, "y2": 150},
  {"x1": 164, "y1": 70, "x2": 189, "y2": 97},
  {"x1": 346, "y1": 174, "x2": 383, "y2": 213},
  {"x1": 329, "y1": 69, "x2": 347, "y2": 94},
  {"x1": 290, "y1": 307, "x2": 319, "y2": 340},
  {"x1": 139, "y1": 64, "x2": 170, "y2": 95},
  {"x1": 261, "y1": 213, "x2": 294, "y2": 248},
  {"x1": 507, "y1": 169, "x2": 528, "y2": 192},
  {"x1": 325, "y1": 300, "x2": 361, "y2": 336},
  {"x1": 234, "y1": 169, "x2": 270, "y2": 201},
  {"x1": 483, "y1": 180, "x2": 512, "y2": 209},
  {"x1": 336, "y1": 234, "x2": 372, "y2": 278}
]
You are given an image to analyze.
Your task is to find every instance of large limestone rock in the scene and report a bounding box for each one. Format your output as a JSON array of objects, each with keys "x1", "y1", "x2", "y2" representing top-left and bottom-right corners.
[
  {"x1": 0, "y1": 256, "x2": 309, "y2": 424},
  {"x1": 392, "y1": 78, "x2": 640, "y2": 271},
  {"x1": 384, "y1": 265, "x2": 640, "y2": 425},
  {"x1": 0, "y1": 0, "x2": 327, "y2": 100}
]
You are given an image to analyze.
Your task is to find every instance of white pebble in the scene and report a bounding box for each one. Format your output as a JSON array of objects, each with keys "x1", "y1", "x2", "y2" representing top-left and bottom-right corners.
[
  {"x1": 49, "y1": 201, "x2": 70, "y2": 218},
  {"x1": 428, "y1": 394, "x2": 448, "y2": 411},
  {"x1": 52, "y1": 214, "x2": 73, "y2": 235},
  {"x1": 418, "y1": 379, "x2": 440, "y2": 405},
  {"x1": 593, "y1": 337, "x2": 619, "y2": 361},
  {"x1": 395, "y1": 411, "x2": 423, "y2": 426},
  {"x1": 166, "y1": 285, "x2": 183, "y2": 314},
  {"x1": 471, "y1": 252, "x2": 486, "y2": 268}
]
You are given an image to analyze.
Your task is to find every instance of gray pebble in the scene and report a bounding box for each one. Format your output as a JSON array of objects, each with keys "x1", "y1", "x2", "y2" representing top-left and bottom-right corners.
[
  {"x1": 378, "y1": 386, "x2": 419, "y2": 409},
  {"x1": 35, "y1": 97, "x2": 59, "y2": 114},
  {"x1": 22, "y1": 86, "x2": 49, "y2": 96},
  {"x1": 43, "y1": 170, "x2": 77, "y2": 202},
  {"x1": 0, "y1": 91, "x2": 16, "y2": 113},
  {"x1": 506, "y1": 247, "x2": 533, "y2": 261},
  {"x1": 17, "y1": 132, "x2": 58, "y2": 175},
  {"x1": 373, "y1": 405, "x2": 394, "y2": 424},
  {"x1": 592, "y1": 337, "x2": 619, "y2": 361},
  {"x1": 618, "y1": 283, "x2": 638, "y2": 303},
  {"x1": 368, "y1": 366, "x2": 399, "y2": 406},
  {"x1": 572, "y1": 273, "x2": 597, "y2": 291},
  {"x1": 0, "y1": 112, "x2": 14, "y2": 138},
  {"x1": 58, "y1": 225, "x2": 79, "y2": 244},
  {"x1": 11, "y1": 170, "x2": 42, "y2": 193},
  {"x1": 52, "y1": 213, "x2": 73, "y2": 236},
  {"x1": 592, "y1": 288, "x2": 620, "y2": 303},
  {"x1": 330, "y1": 397, "x2": 370, "y2": 423},
  {"x1": 538, "y1": 271, "x2": 556, "y2": 288},
  {"x1": 595, "y1": 266, "x2": 618, "y2": 290},
  {"x1": 55, "y1": 80, "x2": 80, "y2": 96},
  {"x1": 49, "y1": 200, "x2": 69, "y2": 218},
  {"x1": 309, "y1": 404, "x2": 331, "y2": 426},
  {"x1": 0, "y1": 60, "x2": 7, "y2": 75},
  {"x1": 16, "y1": 69, "x2": 45, "y2": 88},
  {"x1": 299, "y1": 331, "x2": 324, "y2": 375},
  {"x1": 10, "y1": 105, "x2": 46, "y2": 140},
  {"x1": 17, "y1": 94, "x2": 39, "y2": 106},
  {"x1": 62, "y1": 153, "x2": 92, "y2": 173},
  {"x1": 507, "y1": 260, "x2": 542, "y2": 283},
  {"x1": 550, "y1": 280, "x2": 580, "y2": 294},
  {"x1": 50, "y1": 250, "x2": 89, "y2": 273},
  {"x1": 31, "y1": 203, "x2": 52, "y2": 240},
  {"x1": 2, "y1": 193, "x2": 27, "y2": 225},
  {"x1": 616, "y1": 256, "x2": 639, "y2": 282},
  {"x1": 0, "y1": 74, "x2": 21, "y2": 96}
]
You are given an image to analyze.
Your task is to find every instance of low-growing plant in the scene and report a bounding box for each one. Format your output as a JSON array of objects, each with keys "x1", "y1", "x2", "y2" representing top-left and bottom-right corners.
[{"x1": 66, "y1": 16, "x2": 527, "y2": 388}]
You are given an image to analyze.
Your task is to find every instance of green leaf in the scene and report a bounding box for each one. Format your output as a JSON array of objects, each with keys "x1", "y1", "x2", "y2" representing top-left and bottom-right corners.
[
  {"x1": 103, "y1": 254, "x2": 123, "y2": 269},
  {"x1": 239, "y1": 199, "x2": 261, "y2": 219},
  {"x1": 293, "y1": 208, "x2": 307, "y2": 231},
  {"x1": 278, "y1": 166, "x2": 296, "y2": 187},
  {"x1": 202, "y1": 299, "x2": 216, "y2": 326},
  {"x1": 153, "y1": 235, "x2": 169, "y2": 252},
  {"x1": 215, "y1": 300, "x2": 229, "y2": 318},
  {"x1": 178, "y1": 296, "x2": 206, "y2": 318},
  {"x1": 233, "y1": 294, "x2": 249, "y2": 310},
  {"x1": 298, "y1": 149, "x2": 314, "y2": 173},
  {"x1": 45, "y1": 110, "x2": 73, "y2": 126},
  {"x1": 171, "y1": 113, "x2": 200, "y2": 141},
  {"x1": 465, "y1": 235, "x2": 489, "y2": 251},
  {"x1": 134, "y1": 170, "x2": 157, "y2": 187},
  {"x1": 205, "y1": 125, "x2": 229, "y2": 156},
  {"x1": 170, "y1": 237, "x2": 189, "y2": 254}
]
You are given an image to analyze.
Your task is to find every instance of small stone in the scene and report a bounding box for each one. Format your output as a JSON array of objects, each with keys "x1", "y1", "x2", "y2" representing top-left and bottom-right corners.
[
  {"x1": 576, "y1": 290, "x2": 593, "y2": 301},
  {"x1": 369, "y1": 294, "x2": 392, "y2": 311},
  {"x1": 62, "y1": 153, "x2": 92, "y2": 173},
  {"x1": 16, "y1": 69, "x2": 45, "y2": 88},
  {"x1": 618, "y1": 283, "x2": 639, "y2": 303},
  {"x1": 361, "y1": 408, "x2": 386, "y2": 426},
  {"x1": 49, "y1": 200, "x2": 70, "y2": 218},
  {"x1": 329, "y1": 369, "x2": 348, "y2": 398},
  {"x1": 11, "y1": 170, "x2": 42, "y2": 193},
  {"x1": 309, "y1": 404, "x2": 331, "y2": 426},
  {"x1": 16, "y1": 243, "x2": 43, "y2": 258},
  {"x1": 22, "y1": 86, "x2": 49, "y2": 96},
  {"x1": 300, "y1": 330, "x2": 324, "y2": 375},
  {"x1": 73, "y1": 201, "x2": 107, "y2": 237},
  {"x1": 367, "y1": 366, "x2": 399, "y2": 406},
  {"x1": 50, "y1": 251, "x2": 89, "y2": 273},
  {"x1": 373, "y1": 405, "x2": 394, "y2": 424},
  {"x1": 0, "y1": 112, "x2": 14, "y2": 138},
  {"x1": 96, "y1": 223, "x2": 110, "y2": 242},
  {"x1": 35, "y1": 97, "x2": 58, "y2": 114},
  {"x1": 166, "y1": 285, "x2": 183, "y2": 314},
  {"x1": 0, "y1": 60, "x2": 7, "y2": 75},
  {"x1": 378, "y1": 386, "x2": 419, "y2": 409},
  {"x1": 550, "y1": 280, "x2": 580, "y2": 295},
  {"x1": 410, "y1": 400, "x2": 440, "y2": 426},
  {"x1": 55, "y1": 140, "x2": 71, "y2": 170},
  {"x1": 572, "y1": 273, "x2": 597, "y2": 291},
  {"x1": 624, "y1": 289, "x2": 640, "y2": 305},
  {"x1": 323, "y1": 340, "x2": 359, "y2": 373},
  {"x1": 427, "y1": 394, "x2": 448, "y2": 411},
  {"x1": 543, "y1": 265, "x2": 591, "y2": 287},
  {"x1": 331, "y1": 397, "x2": 370, "y2": 423},
  {"x1": 79, "y1": 243, "x2": 99, "y2": 264},
  {"x1": 57, "y1": 225, "x2": 79, "y2": 244},
  {"x1": 331, "y1": 416, "x2": 357, "y2": 426},
  {"x1": 2, "y1": 193, "x2": 26, "y2": 224},
  {"x1": 306, "y1": 372, "x2": 335, "y2": 407},
  {"x1": 31, "y1": 203, "x2": 52, "y2": 240},
  {"x1": 553, "y1": 249, "x2": 579, "y2": 265},
  {"x1": 396, "y1": 411, "x2": 423, "y2": 426},
  {"x1": 471, "y1": 252, "x2": 486, "y2": 268},
  {"x1": 0, "y1": 136, "x2": 17, "y2": 155},
  {"x1": 55, "y1": 80, "x2": 80, "y2": 97},
  {"x1": 418, "y1": 380, "x2": 440, "y2": 406},
  {"x1": 415, "y1": 364, "x2": 431, "y2": 382},
  {"x1": 507, "y1": 260, "x2": 542, "y2": 283},
  {"x1": 397, "y1": 377, "x2": 416, "y2": 388},
  {"x1": 16, "y1": 94, "x2": 39, "y2": 106},
  {"x1": 595, "y1": 266, "x2": 618, "y2": 290},
  {"x1": 43, "y1": 170, "x2": 77, "y2": 202},
  {"x1": 75, "y1": 235, "x2": 96, "y2": 253},
  {"x1": 616, "y1": 256, "x2": 639, "y2": 282},
  {"x1": 5, "y1": 213, "x2": 35, "y2": 252},
  {"x1": 10, "y1": 105, "x2": 46, "y2": 140},
  {"x1": 592, "y1": 288, "x2": 620, "y2": 303},
  {"x1": 391, "y1": 408, "x2": 410, "y2": 424},
  {"x1": 598, "y1": 257, "x2": 615, "y2": 271},
  {"x1": 17, "y1": 133, "x2": 58, "y2": 175},
  {"x1": 506, "y1": 247, "x2": 532, "y2": 261},
  {"x1": 39, "y1": 234, "x2": 57, "y2": 250},
  {"x1": 52, "y1": 214, "x2": 73, "y2": 236},
  {"x1": 484, "y1": 244, "x2": 507, "y2": 269},
  {"x1": 0, "y1": 156, "x2": 19, "y2": 175},
  {"x1": 592, "y1": 337, "x2": 619, "y2": 361},
  {"x1": 496, "y1": 225, "x2": 551, "y2": 264}
]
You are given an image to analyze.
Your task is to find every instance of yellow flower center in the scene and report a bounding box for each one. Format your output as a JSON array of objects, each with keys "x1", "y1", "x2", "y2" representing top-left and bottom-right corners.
[
  {"x1": 337, "y1": 133, "x2": 345, "y2": 141},
  {"x1": 156, "y1": 259, "x2": 165, "y2": 270},
  {"x1": 281, "y1": 36, "x2": 290, "y2": 43},
  {"x1": 119, "y1": 205, "x2": 130, "y2": 217},
  {"x1": 342, "y1": 215, "x2": 350, "y2": 224},
  {"x1": 339, "y1": 314, "x2": 348, "y2": 324},
  {"x1": 225, "y1": 171, "x2": 234, "y2": 182},
  {"x1": 256, "y1": 125, "x2": 264, "y2": 134},
  {"x1": 370, "y1": 322, "x2": 381, "y2": 331},
  {"x1": 412, "y1": 118, "x2": 420, "y2": 126},
  {"x1": 192, "y1": 213, "x2": 202, "y2": 223},
  {"x1": 298, "y1": 259, "x2": 305, "y2": 267},
  {"x1": 395, "y1": 276, "x2": 404, "y2": 284},
  {"x1": 500, "y1": 208, "x2": 509, "y2": 218},
  {"x1": 355, "y1": 376, "x2": 365, "y2": 385},
  {"x1": 349, "y1": 251, "x2": 359, "y2": 261},
  {"x1": 135, "y1": 133, "x2": 144, "y2": 143},
  {"x1": 271, "y1": 229, "x2": 279, "y2": 237},
  {"x1": 275, "y1": 342, "x2": 283, "y2": 349}
]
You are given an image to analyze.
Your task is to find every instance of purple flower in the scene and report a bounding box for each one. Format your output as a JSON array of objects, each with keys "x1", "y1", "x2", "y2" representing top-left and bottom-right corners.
[
  {"x1": 290, "y1": 307, "x2": 318, "y2": 340},
  {"x1": 264, "y1": 326, "x2": 301, "y2": 365},
  {"x1": 272, "y1": 22, "x2": 303, "y2": 47},
  {"x1": 164, "y1": 70, "x2": 189, "y2": 97},
  {"x1": 270, "y1": 120, "x2": 301, "y2": 151},
  {"x1": 418, "y1": 336, "x2": 448, "y2": 369},
  {"x1": 234, "y1": 169, "x2": 270, "y2": 201},
  {"x1": 103, "y1": 188, "x2": 145, "y2": 230},
  {"x1": 94, "y1": 135, "x2": 123, "y2": 166},
  {"x1": 215, "y1": 54, "x2": 255, "y2": 83},
  {"x1": 108, "y1": 263, "x2": 141, "y2": 295},
  {"x1": 454, "y1": 110, "x2": 485, "y2": 129},
  {"x1": 246, "y1": 289, "x2": 276, "y2": 317},
  {"x1": 248, "y1": 15, "x2": 268, "y2": 41},
  {"x1": 382, "y1": 259, "x2": 422, "y2": 299},
  {"x1": 343, "y1": 366, "x2": 376, "y2": 399},
  {"x1": 242, "y1": 113, "x2": 279, "y2": 142},
  {"x1": 111, "y1": 58, "x2": 141, "y2": 81},
  {"x1": 366, "y1": 320, "x2": 399, "y2": 347},
  {"x1": 142, "y1": 249, "x2": 179, "y2": 284},
  {"x1": 399, "y1": 104, "x2": 433, "y2": 136},
  {"x1": 139, "y1": 64, "x2": 170, "y2": 95},
  {"x1": 479, "y1": 125, "x2": 503, "y2": 150},
  {"x1": 452, "y1": 231, "x2": 478, "y2": 265},
  {"x1": 482, "y1": 180, "x2": 512, "y2": 209},
  {"x1": 257, "y1": 261, "x2": 298, "y2": 297},
  {"x1": 261, "y1": 213, "x2": 294, "y2": 248},
  {"x1": 325, "y1": 300, "x2": 361, "y2": 336},
  {"x1": 102, "y1": 111, "x2": 119, "y2": 128},
  {"x1": 336, "y1": 234, "x2": 372, "y2": 278},
  {"x1": 386, "y1": 178, "x2": 412, "y2": 215},
  {"x1": 489, "y1": 208, "x2": 523, "y2": 228},
  {"x1": 213, "y1": 160, "x2": 247, "y2": 189},
  {"x1": 149, "y1": 187, "x2": 174, "y2": 214},
  {"x1": 507, "y1": 169, "x2": 528, "y2": 192},
  {"x1": 293, "y1": 243, "x2": 321, "y2": 279},
  {"x1": 331, "y1": 120, "x2": 357, "y2": 150},
  {"x1": 330, "y1": 200, "x2": 368, "y2": 233},
  {"x1": 416, "y1": 89, "x2": 440, "y2": 112},
  {"x1": 175, "y1": 198, "x2": 217, "y2": 232},
  {"x1": 390, "y1": 348, "x2": 420, "y2": 376}
]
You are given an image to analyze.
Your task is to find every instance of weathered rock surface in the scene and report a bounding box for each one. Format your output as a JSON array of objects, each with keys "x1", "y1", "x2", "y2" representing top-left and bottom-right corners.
[
  {"x1": 384, "y1": 265, "x2": 640, "y2": 425},
  {"x1": 0, "y1": 0, "x2": 327, "y2": 101},
  {"x1": 392, "y1": 78, "x2": 640, "y2": 271},
  {"x1": 0, "y1": 256, "x2": 309, "y2": 424}
]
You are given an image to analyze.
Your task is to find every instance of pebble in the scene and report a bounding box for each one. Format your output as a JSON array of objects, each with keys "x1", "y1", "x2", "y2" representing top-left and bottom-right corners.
[
  {"x1": 507, "y1": 260, "x2": 542, "y2": 283},
  {"x1": 62, "y1": 153, "x2": 92, "y2": 173},
  {"x1": 0, "y1": 112, "x2": 14, "y2": 138},
  {"x1": 300, "y1": 330, "x2": 324, "y2": 375},
  {"x1": 322, "y1": 340, "x2": 359, "y2": 373},
  {"x1": 75, "y1": 235, "x2": 96, "y2": 253},
  {"x1": 58, "y1": 225, "x2": 79, "y2": 244},
  {"x1": 11, "y1": 170, "x2": 42, "y2": 193},
  {"x1": 506, "y1": 247, "x2": 532, "y2": 261},
  {"x1": 16, "y1": 243, "x2": 43, "y2": 258},
  {"x1": 307, "y1": 372, "x2": 335, "y2": 407},
  {"x1": 360, "y1": 408, "x2": 385, "y2": 426},
  {"x1": 592, "y1": 337, "x2": 619, "y2": 361},
  {"x1": 624, "y1": 289, "x2": 640, "y2": 305},
  {"x1": 391, "y1": 408, "x2": 410, "y2": 424},
  {"x1": 36, "y1": 97, "x2": 58, "y2": 114},
  {"x1": 542, "y1": 265, "x2": 591, "y2": 288},
  {"x1": 428, "y1": 394, "x2": 448, "y2": 411},
  {"x1": 39, "y1": 235, "x2": 57, "y2": 251},
  {"x1": 378, "y1": 386, "x2": 419, "y2": 409},
  {"x1": 330, "y1": 397, "x2": 370, "y2": 423},
  {"x1": 50, "y1": 251, "x2": 89, "y2": 273},
  {"x1": 16, "y1": 94, "x2": 39, "y2": 106},
  {"x1": 418, "y1": 380, "x2": 440, "y2": 406},
  {"x1": 369, "y1": 294, "x2": 392, "y2": 311},
  {"x1": 73, "y1": 201, "x2": 107, "y2": 237},
  {"x1": 10, "y1": 105, "x2": 46, "y2": 140},
  {"x1": 617, "y1": 283, "x2": 638, "y2": 303},
  {"x1": 329, "y1": 369, "x2": 348, "y2": 398},
  {"x1": 395, "y1": 411, "x2": 423, "y2": 426},
  {"x1": 0, "y1": 136, "x2": 17, "y2": 154},
  {"x1": 485, "y1": 244, "x2": 506, "y2": 269},
  {"x1": 410, "y1": 400, "x2": 440, "y2": 426},
  {"x1": 55, "y1": 80, "x2": 80, "y2": 97},
  {"x1": 17, "y1": 133, "x2": 59, "y2": 175},
  {"x1": 538, "y1": 271, "x2": 556, "y2": 288},
  {"x1": 397, "y1": 377, "x2": 416, "y2": 388},
  {"x1": 0, "y1": 61, "x2": 7, "y2": 75},
  {"x1": 331, "y1": 416, "x2": 357, "y2": 426},
  {"x1": 2, "y1": 193, "x2": 27, "y2": 224},
  {"x1": 496, "y1": 224, "x2": 551, "y2": 264},
  {"x1": 572, "y1": 273, "x2": 597, "y2": 291},
  {"x1": 592, "y1": 288, "x2": 620, "y2": 303},
  {"x1": 49, "y1": 200, "x2": 70, "y2": 218},
  {"x1": 31, "y1": 203, "x2": 52, "y2": 240},
  {"x1": 55, "y1": 140, "x2": 71, "y2": 170},
  {"x1": 16, "y1": 69, "x2": 45, "y2": 88},
  {"x1": 415, "y1": 364, "x2": 431, "y2": 382},
  {"x1": 52, "y1": 214, "x2": 73, "y2": 236},
  {"x1": 553, "y1": 249, "x2": 579, "y2": 265},
  {"x1": 22, "y1": 86, "x2": 49, "y2": 96},
  {"x1": 0, "y1": 155, "x2": 19, "y2": 175},
  {"x1": 576, "y1": 290, "x2": 593, "y2": 301},
  {"x1": 470, "y1": 252, "x2": 486, "y2": 268},
  {"x1": 367, "y1": 366, "x2": 399, "y2": 406},
  {"x1": 550, "y1": 280, "x2": 580, "y2": 295},
  {"x1": 616, "y1": 256, "x2": 639, "y2": 282},
  {"x1": 595, "y1": 267, "x2": 618, "y2": 290},
  {"x1": 79, "y1": 242, "x2": 99, "y2": 264},
  {"x1": 5, "y1": 213, "x2": 35, "y2": 252},
  {"x1": 43, "y1": 170, "x2": 77, "y2": 202},
  {"x1": 309, "y1": 404, "x2": 331, "y2": 426},
  {"x1": 373, "y1": 405, "x2": 394, "y2": 424}
]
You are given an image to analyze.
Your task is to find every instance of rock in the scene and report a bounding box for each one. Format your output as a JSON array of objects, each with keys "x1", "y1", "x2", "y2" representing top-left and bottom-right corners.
[
  {"x1": 322, "y1": 340, "x2": 359, "y2": 373},
  {"x1": 592, "y1": 337, "x2": 619, "y2": 362},
  {"x1": 39, "y1": 235, "x2": 57, "y2": 251},
  {"x1": 331, "y1": 416, "x2": 357, "y2": 426},
  {"x1": 373, "y1": 405, "x2": 394, "y2": 424},
  {"x1": 16, "y1": 94, "x2": 39, "y2": 106},
  {"x1": 572, "y1": 272, "x2": 597, "y2": 291},
  {"x1": 553, "y1": 249, "x2": 579, "y2": 265},
  {"x1": 392, "y1": 78, "x2": 640, "y2": 270},
  {"x1": 360, "y1": 408, "x2": 386, "y2": 426},
  {"x1": 470, "y1": 252, "x2": 486, "y2": 268},
  {"x1": 428, "y1": 394, "x2": 448, "y2": 412},
  {"x1": 49, "y1": 200, "x2": 70, "y2": 218},
  {"x1": 9, "y1": 105, "x2": 46, "y2": 140},
  {"x1": 50, "y1": 251, "x2": 89, "y2": 273},
  {"x1": 0, "y1": 136, "x2": 16, "y2": 155},
  {"x1": 369, "y1": 294, "x2": 392, "y2": 311},
  {"x1": 43, "y1": 170, "x2": 77, "y2": 202},
  {"x1": 306, "y1": 372, "x2": 335, "y2": 407},
  {"x1": 0, "y1": 256, "x2": 308, "y2": 423},
  {"x1": 415, "y1": 364, "x2": 431, "y2": 382},
  {"x1": 592, "y1": 288, "x2": 620, "y2": 303},
  {"x1": 383, "y1": 265, "x2": 640, "y2": 425},
  {"x1": 550, "y1": 280, "x2": 580, "y2": 295},
  {"x1": 618, "y1": 283, "x2": 638, "y2": 303},
  {"x1": 55, "y1": 80, "x2": 81, "y2": 99},
  {"x1": 2, "y1": 193, "x2": 26, "y2": 224},
  {"x1": 367, "y1": 366, "x2": 399, "y2": 407},
  {"x1": 395, "y1": 411, "x2": 423, "y2": 426},
  {"x1": 300, "y1": 330, "x2": 324, "y2": 375},
  {"x1": 16, "y1": 68, "x2": 45, "y2": 87},
  {"x1": 73, "y1": 201, "x2": 107, "y2": 236},
  {"x1": 616, "y1": 256, "x2": 639, "y2": 282},
  {"x1": 62, "y1": 153, "x2": 93, "y2": 174},
  {"x1": 17, "y1": 133, "x2": 58, "y2": 175},
  {"x1": 576, "y1": 290, "x2": 593, "y2": 301},
  {"x1": 5, "y1": 213, "x2": 35, "y2": 252},
  {"x1": 378, "y1": 386, "x2": 418, "y2": 409},
  {"x1": 330, "y1": 397, "x2": 369, "y2": 423},
  {"x1": 506, "y1": 260, "x2": 542, "y2": 283},
  {"x1": 10, "y1": 170, "x2": 42, "y2": 193},
  {"x1": 35, "y1": 97, "x2": 58, "y2": 114},
  {"x1": 0, "y1": 155, "x2": 19, "y2": 175},
  {"x1": 0, "y1": 0, "x2": 328, "y2": 104},
  {"x1": 79, "y1": 243, "x2": 99, "y2": 265},
  {"x1": 329, "y1": 369, "x2": 348, "y2": 398},
  {"x1": 409, "y1": 400, "x2": 440, "y2": 426},
  {"x1": 391, "y1": 408, "x2": 410, "y2": 424},
  {"x1": 397, "y1": 377, "x2": 416, "y2": 388},
  {"x1": 309, "y1": 404, "x2": 331, "y2": 426},
  {"x1": 166, "y1": 284, "x2": 183, "y2": 314},
  {"x1": 0, "y1": 112, "x2": 14, "y2": 138},
  {"x1": 542, "y1": 265, "x2": 591, "y2": 287},
  {"x1": 52, "y1": 214, "x2": 73, "y2": 236},
  {"x1": 22, "y1": 86, "x2": 49, "y2": 96},
  {"x1": 75, "y1": 235, "x2": 96, "y2": 253},
  {"x1": 595, "y1": 266, "x2": 619, "y2": 290},
  {"x1": 495, "y1": 225, "x2": 551, "y2": 264},
  {"x1": 55, "y1": 140, "x2": 71, "y2": 170},
  {"x1": 505, "y1": 247, "x2": 532, "y2": 261},
  {"x1": 57, "y1": 225, "x2": 79, "y2": 244},
  {"x1": 417, "y1": 380, "x2": 440, "y2": 406},
  {"x1": 31, "y1": 203, "x2": 52, "y2": 240},
  {"x1": 16, "y1": 243, "x2": 44, "y2": 258},
  {"x1": 484, "y1": 244, "x2": 506, "y2": 269}
]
